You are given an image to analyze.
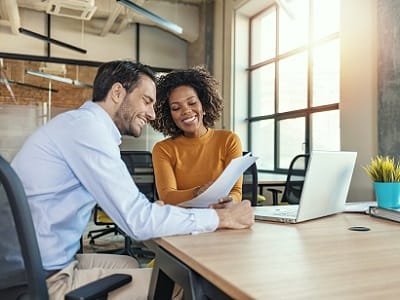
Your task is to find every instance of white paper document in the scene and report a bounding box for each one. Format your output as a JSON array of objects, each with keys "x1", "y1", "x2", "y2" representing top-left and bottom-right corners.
[{"x1": 179, "y1": 153, "x2": 258, "y2": 208}]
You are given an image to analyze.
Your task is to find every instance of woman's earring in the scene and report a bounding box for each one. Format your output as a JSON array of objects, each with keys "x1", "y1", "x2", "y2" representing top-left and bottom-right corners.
[{"x1": 203, "y1": 112, "x2": 206, "y2": 115}]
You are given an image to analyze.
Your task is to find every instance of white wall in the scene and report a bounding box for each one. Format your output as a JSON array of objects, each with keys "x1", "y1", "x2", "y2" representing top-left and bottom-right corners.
[
  {"x1": 340, "y1": 0, "x2": 377, "y2": 202},
  {"x1": 139, "y1": 25, "x2": 187, "y2": 69},
  {"x1": 0, "y1": 104, "x2": 44, "y2": 161}
]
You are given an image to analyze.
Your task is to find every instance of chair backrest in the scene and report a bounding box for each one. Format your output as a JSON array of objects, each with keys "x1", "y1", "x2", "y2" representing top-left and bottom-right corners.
[
  {"x1": 0, "y1": 156, "x2": 48, "y2": 299},
  {"x1": 282, "y1": 154, "x2": 310, "y2": 204},
  {"x1": 242, "y1": 152, "x2": 258, "y2": 206},
  {"x1": 120, "y1": 150, "x2": 158, "y2": 202},
  {"x1": 93, "y1": 204, "x2": 115, "y2": 225}
]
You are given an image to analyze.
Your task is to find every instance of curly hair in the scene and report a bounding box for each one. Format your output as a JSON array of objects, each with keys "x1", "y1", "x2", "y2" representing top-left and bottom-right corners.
[{"x1": 150, "y1": 66, "x2": 224, "y2": 137}]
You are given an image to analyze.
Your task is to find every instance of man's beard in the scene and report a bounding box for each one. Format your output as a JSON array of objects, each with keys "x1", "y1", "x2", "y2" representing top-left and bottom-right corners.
[{"x1": 115, "y1": 100, "x2": 142, "y2": 137}]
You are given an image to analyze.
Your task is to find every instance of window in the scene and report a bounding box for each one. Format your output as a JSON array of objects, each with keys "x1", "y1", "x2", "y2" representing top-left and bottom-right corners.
[{"x1": 240, "y1": 0, "x2": 340, "y2": 172}]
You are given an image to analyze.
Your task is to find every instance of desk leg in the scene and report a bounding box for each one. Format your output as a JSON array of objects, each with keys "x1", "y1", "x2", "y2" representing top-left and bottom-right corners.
[
  {"x1": 148, "y1": 245, "x2": 203, "y2": 300},
  {"x1": 148, "y1": 246, "x2": 232, "y2": 300}
]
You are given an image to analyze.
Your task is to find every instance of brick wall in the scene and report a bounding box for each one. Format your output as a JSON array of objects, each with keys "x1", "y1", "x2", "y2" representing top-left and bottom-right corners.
[{"x1": 0, "y1": 59, "x2": 96, "y2": 109}]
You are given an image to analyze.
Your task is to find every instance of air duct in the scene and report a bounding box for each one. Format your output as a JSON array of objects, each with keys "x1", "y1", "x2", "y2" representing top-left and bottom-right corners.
[{"x1": 45, "y1": 0, "x2": 97, "y2": 20}]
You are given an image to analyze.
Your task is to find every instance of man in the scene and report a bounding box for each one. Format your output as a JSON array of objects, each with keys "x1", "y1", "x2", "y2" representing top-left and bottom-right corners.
[{"x1": 11, "y1": 60, "x2": 254, "y2": 300}]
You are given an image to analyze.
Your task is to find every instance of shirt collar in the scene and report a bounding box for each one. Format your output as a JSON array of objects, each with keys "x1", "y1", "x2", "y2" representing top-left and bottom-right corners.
[{"x1": 80, "y1": 101, "x2": 122, "y2": 145}]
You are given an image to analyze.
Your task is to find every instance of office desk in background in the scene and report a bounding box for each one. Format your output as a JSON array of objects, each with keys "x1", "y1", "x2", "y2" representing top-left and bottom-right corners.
[
  {"x1": 257, "y1": 173, "x2": 286, "y2": 202},
  {"x1": 147, "y1": 213, "x2": 400, "y2": 300}
]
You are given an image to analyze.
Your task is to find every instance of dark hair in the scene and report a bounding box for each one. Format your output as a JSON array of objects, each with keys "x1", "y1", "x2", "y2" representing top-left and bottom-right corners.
[
  {"x1": 150, "y1": 65, "x2": 223, "y2": 137},
  {"x1": 92, "y1": 60, "x2": 156, "y2": 102}
]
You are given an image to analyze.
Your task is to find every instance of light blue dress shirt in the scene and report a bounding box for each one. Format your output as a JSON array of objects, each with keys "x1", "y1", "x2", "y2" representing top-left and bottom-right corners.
[{"x1": 11, "y1": 101, "x2": 218, "y2": 271}]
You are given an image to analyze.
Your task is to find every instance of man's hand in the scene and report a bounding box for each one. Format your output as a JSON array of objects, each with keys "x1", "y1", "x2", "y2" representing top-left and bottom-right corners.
[{"x1": 215, "y1": 200, "x2": 254, "y2": 229}]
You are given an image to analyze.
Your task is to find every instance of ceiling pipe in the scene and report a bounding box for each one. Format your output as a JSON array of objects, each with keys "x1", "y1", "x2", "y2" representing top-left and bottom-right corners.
[
  {"x1": 1, "y1": 0, "x2": 21, "y2": 34},
  {"x1": 19, "y1": 27, "x2": 87, "y2": 54},
  {"x1": 100, "y1": 5, "x2": 123, "y2": 36},
  {"x1": 4, "y1": 0, "x2": 198, "y2": 43}
]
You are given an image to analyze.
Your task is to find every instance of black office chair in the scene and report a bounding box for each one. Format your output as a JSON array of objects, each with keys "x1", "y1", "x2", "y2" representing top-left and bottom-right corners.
[
  {"x1": 267, "y1": 154, "x2": 310, "y2": 205},
  {"x1": 87, "y1": 151, "x2": 156, "y2": 259},
  {"x1": 0, "y1": 155, "x2": 131, "y2": 300},
  {"x1": 121, "y1": 150, "x2": 158, "y2": 202},
  {"x1": 242, "y1": 152, "x2": 259, "y2": 206},
  {"x1": 87, "y1": 205, "x2": 134, "y2": 254}
]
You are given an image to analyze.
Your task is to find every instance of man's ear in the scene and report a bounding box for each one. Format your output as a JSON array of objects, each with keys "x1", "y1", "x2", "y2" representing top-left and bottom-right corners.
[{"x1": 110, "y1": 82, "x2": 126, "y2": 104}]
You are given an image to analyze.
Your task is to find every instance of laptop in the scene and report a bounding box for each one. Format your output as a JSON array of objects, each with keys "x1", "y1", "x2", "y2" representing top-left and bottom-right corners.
[{"x1": 254, "y1": 151, "x2": 357, "y2": 223}]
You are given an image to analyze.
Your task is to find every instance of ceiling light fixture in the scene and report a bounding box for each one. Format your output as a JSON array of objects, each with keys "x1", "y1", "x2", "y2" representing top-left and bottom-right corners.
[
  {"x1": 26, "y1": 69, "x2": 92, "y2": 88},
  {"x1": 19, "y1": 27, "x2": 87, "y2": 54},
  {"x1": 116, "y1": 0, "x2": 183, "y2": 34}
]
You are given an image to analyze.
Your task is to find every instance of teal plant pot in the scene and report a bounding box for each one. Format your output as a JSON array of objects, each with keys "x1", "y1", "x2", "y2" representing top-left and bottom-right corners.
[{"x1": 373, "y1": 182, "x2": 400, "y2": 209}]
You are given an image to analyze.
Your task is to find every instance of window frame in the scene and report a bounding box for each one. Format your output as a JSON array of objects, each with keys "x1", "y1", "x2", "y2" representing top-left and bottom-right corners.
[{"x1": 246, "y1": 1, "x2": 340, "y2": 173}]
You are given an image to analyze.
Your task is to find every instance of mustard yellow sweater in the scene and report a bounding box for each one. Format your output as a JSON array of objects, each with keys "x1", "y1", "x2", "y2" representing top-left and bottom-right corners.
[{"x1": 152, "y1": 129, "x2": 243, "y2": 205}]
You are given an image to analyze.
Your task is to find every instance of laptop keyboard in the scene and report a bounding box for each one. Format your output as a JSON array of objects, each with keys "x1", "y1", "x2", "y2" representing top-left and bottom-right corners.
[{"x1": 273, "y1": 205, "x2": 298, "y2": 217}]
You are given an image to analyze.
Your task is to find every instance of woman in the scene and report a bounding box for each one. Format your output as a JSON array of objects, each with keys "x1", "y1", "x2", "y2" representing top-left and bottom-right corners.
[{"x1": 151, "y1": 66, "x2": 243, "y2": 205}]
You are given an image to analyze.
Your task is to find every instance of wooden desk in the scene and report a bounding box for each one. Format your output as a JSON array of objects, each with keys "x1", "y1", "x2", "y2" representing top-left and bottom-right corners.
[
  {"x1": 148, "y1": 213, "x2": 400, "y2": 299},
  {"x1": 257, "y1": 172, "x2": 287, "y2": 186}
]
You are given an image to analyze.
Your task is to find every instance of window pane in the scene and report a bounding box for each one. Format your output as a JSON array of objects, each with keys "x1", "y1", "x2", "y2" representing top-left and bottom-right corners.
[
  {"x1": 251, "y1": 8, "x2": 276, "y2": 64},
  {"x1": 251, "y1": 120, "x2": 274, "y2": 170},
  {"x1": 278, "y1": 52, "x2": 308, "y2": 112},
  {"x1": 251, "y1": 64, "x2": 275, "y2": 117},
  {"x1": 278, "y1": 117, "x2": 305, "y2": 169},
  {"x1": 311, "y1": 110, "x2": 340, "y2": 151},
  {"x1": 312, "y1": 39, "x2": 340, "y2": 106},
  {"x1": 312, "y1": 0, "x2": 340, "y2": 40},
  {"x1": 279, "y1": 0, "x2": 309, "y2": 54}
]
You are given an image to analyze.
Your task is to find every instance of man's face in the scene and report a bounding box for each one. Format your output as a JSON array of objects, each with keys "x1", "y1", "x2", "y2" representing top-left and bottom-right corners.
[{"x1": 114, "y1": 75, "x2": 156, "y2": 137}]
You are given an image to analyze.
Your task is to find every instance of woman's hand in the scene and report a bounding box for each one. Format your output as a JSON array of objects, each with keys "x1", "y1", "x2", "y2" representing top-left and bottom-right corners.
[
  {"x1": 193, "y1": 180, "x2": 215, "y2": 197},
  {"x1": 208, "y1": 195, "x2": 234, "y2": 209}
]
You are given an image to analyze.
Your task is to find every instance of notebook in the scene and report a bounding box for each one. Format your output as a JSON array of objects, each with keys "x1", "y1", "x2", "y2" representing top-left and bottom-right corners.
[{"x1": 254, "y1": 151, "x2": 357, "y2": 223}]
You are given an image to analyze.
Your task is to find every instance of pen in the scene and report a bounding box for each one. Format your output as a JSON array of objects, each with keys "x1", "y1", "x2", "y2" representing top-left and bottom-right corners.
[
  {"x1": 208, "y1": 196, "x2": 233, "y2": 209},
  {"x1": 218, "y1": 196, "x2": 233, "y2": 204}
]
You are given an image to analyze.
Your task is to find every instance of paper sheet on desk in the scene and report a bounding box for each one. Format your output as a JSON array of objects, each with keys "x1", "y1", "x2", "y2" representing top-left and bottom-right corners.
[{"x1": 180, "y1": 153, "x2": 258, "y2": 208}]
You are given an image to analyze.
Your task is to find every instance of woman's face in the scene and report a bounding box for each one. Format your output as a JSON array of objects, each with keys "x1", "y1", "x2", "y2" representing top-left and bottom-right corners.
[{"x1": 168, "y1": 85, "x2": 207, "y2": 138}]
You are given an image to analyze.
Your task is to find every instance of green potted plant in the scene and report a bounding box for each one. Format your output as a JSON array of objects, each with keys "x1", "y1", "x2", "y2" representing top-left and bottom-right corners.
[{"x1": 364, "y1": 155, "x2": 400, "y2": 208}]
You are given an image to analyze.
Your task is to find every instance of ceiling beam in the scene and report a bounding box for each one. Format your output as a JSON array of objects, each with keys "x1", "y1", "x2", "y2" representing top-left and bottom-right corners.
[
  {"x1": 1, "y1": 0, "x2": 21, "y2": 34},
  {"x1": 100, "y1": 5, "x2": 123, "y2": 36}
]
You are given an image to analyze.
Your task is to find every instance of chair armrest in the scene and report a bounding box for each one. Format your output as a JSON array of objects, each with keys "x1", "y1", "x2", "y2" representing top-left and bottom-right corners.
[
  {"x1": 266, "y1": 188, "x2": 282, "y2": 194},
  {"x1": 65, "y1": 274, "x2": 132, "y2": 300}
]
